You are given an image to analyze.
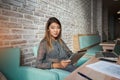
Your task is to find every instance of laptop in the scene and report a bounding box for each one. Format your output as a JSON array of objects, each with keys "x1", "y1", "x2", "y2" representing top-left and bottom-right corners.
[
  {"x1": 95, "y1": 40, "x2": 120, "y2": 59},
  {"x1": 69, "y1": 51, "x2": 85, "y2": 64}
]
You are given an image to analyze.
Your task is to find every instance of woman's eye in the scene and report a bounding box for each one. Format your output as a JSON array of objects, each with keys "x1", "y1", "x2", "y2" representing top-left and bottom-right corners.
[
  {"x1": 57, "y1": 26, "x2": 60, "y2": 29},
  {"x1": 50, "y1": 26, "x2": 55, "y2": 29},
  {"x1": 50, "y1": 26, "x2": 60, "y2": 29}
]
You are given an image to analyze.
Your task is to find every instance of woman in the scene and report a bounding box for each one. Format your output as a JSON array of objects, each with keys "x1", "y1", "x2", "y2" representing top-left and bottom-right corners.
[{"x1": 36, "y1": 17, "x2": 76, "y2": 72}]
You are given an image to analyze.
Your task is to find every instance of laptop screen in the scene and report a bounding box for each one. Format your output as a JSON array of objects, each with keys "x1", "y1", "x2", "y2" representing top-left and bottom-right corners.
[{"x1": 114, "y1": 40, "x2": 120, "y2": 55}]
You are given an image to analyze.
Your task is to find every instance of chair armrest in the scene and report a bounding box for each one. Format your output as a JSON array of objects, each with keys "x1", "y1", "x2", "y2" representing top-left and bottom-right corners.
[
  {"x1": 77, "y1": 49, "x2": 86, "y2": 53},
  {"x1": 18, "y1": 66, "x2": 58, "y2": 80},
  {"x1": 50, "y1": 69, "x2": 70, "y2": 80}
]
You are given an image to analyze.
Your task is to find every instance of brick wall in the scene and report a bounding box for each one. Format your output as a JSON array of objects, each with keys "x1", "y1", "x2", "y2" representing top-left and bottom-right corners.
[{"x1": 0, "y1": 0, "x2": 93, "y2": 66}]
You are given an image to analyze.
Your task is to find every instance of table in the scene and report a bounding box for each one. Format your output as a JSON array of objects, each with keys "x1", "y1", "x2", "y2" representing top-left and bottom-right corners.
[
  {"x1": 100, "y1": 41, "x2": 115, "y2": 51},
  {"x1": 65, "y1": 56, "x2": 120, "y2": 80}
]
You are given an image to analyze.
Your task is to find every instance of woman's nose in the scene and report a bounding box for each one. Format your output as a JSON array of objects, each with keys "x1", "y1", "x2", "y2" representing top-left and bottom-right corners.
[{"x1": 54, "y1": 29, "x2": 58, "y2": 31}]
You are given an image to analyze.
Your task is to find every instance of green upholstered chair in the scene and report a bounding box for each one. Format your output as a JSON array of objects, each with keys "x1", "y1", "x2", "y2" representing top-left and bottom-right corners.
[
  {"x1": 32, "y1": 46, "x2": 70, "y2": 80},
  {"x1": 33, "y1": 46, "x2": 39, "y2": 57},
  {"x1": 0, "y1": 48, "x2": 59, "y2": 80},
  {"x1": 74, "y1": 34, "x2": 103, "y2": 67}
]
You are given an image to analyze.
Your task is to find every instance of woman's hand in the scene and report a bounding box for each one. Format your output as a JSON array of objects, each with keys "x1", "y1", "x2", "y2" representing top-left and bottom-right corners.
[
  {"x1": 60, "y1": 60, "x2": 71, "y2": 68},
  {"x1": 52, "y1": 60, "x2": 71, "y2": 69},
  {"x1": 52, "y1": 62, "x2": 64, "y2": 68}
]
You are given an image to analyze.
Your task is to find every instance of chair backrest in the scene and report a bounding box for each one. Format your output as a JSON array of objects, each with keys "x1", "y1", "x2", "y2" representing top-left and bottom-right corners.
[
  {"x1": 113, "y1": 40, "x2": 120, "y2": 55},
  {"x1": 0, "y1": 48, "x2": 20, "y2": 69},
  {"x1": 73, "y1": 34, "x2": 101, "y2": 52},
  {"x1": 0, "y1": 48, "x2": 20, "y2": 80},
  {"x1": 33, "y1": 46, "x2": 39, "y2": 57}
]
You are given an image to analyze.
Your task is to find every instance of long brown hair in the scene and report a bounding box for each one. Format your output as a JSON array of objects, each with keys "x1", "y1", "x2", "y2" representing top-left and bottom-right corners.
[{"x1": 44, "y1": 17, "x2": 63, "y2": 51}]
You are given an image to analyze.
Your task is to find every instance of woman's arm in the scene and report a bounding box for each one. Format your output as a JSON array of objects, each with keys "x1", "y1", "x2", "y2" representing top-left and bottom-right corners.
[
  {"x1": 36, "y1": 40, "x2": 71, "y2": 69},
  {"x1": 36, "y1": 40, "x2": 52, "y2": 69},
  {"x1": 61, "y1": 40, "x2": 73, "y2": 57}
]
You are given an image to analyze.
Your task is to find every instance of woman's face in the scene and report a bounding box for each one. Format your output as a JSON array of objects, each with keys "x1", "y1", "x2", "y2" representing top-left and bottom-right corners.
[{"x1": 48, "y1": 22, "x2": 61, "y2": 39}]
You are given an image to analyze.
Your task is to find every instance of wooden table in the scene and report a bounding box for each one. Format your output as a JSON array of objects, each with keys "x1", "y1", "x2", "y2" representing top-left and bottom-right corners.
[
  {"x1": 65, "y1": 57, "x2": 120, "y2": 80},
  {"x1": 100, "y1": 41, "x2": 115, "y2": 51}
]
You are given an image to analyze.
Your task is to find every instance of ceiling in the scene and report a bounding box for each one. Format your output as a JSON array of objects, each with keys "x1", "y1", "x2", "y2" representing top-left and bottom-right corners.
[
  {"x1": 103, "y1": 0, "x2": 120, "y2": 14},
  {"x1": 102, "y1": 0, "x2": 120, "y2": 39}
]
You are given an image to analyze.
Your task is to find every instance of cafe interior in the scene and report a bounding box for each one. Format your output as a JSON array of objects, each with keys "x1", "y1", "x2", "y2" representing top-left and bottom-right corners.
[{"x1": 0, "y1": 0, "x2": 120, "y2": 80}]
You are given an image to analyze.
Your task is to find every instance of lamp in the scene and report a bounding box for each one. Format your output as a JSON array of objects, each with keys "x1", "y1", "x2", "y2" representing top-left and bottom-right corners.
[
  {"x1": 113, "y1": 0, "x2": 119, "y2": 1},
  {"x1": 117, "y1": 10, "x2": 120, "y2": 14}
]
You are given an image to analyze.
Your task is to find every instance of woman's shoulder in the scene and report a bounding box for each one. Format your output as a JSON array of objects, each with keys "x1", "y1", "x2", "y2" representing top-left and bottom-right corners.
[
  {"x1": 40, "y1": 39, "x2": 47, "y2": 44},
  {"x1": 60, "y1": 39, "x2": 66, "y2": 44},
  {"x1": 60, "y1": 39, "x2": 68, "y2": 47}
]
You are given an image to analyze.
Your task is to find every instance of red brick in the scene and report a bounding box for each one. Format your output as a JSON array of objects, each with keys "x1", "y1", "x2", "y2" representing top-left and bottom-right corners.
[
  {"x1": 2, "y1": 9, "x2": 23, "y2": 18},
  {"x1": 0, "y1": 41, "x2": 10, "y2": 47},
  {"x1": 23, "y1": 24, "x2": 38, "y2": 30},
  {"x1": 18, "y1": 6, "x2": 33, "y2": 15},
  {"x1": 23, "y1": 62, "x2": 32, "y2": 66},
  {"x1": 9, "y1": 17, "x2": 17, "y2": 22},
  {"x1": 8, "y1": 22, "x2": 22, "y2": 28},
  {"x1": 11, "y1": 40, "x2": 27, "y2": 45},
  {"x1": 0, "y1": 3, "x2": 11, "y2": 10},
  {"x1": 23, "y1": 35, "x2": 36, "y2": 39},
  {"x1": 0, "y1": 15, "x2": 9, "y2": 21},
  {"x1": 24, "y1": 14, "x2": 39, "y2": 21},
  {"x1": 24, "y1": 56, "x2": 36, "y2": 63},
  {"x1": 21, "y1": 48, "x2": 29, "y2": 54},
  {"x1": 34, "y1": 11, "x2": 44, "y2": 17},
  {"x1": 0, "y1": 35, "x2": 22, "y2": 40},
  {"x1": 4, "y1": 41, "x2": 9, "y2": 45},
  {"x1": 2, "y1": 0, "x2": 23, "y2": 7},
  {"x1": 24, "y1": 53, "x2": 34, "y2": 59},
  {"x1": 0, "y1": 41, "x2": 3, "y2": 46},
  {"x1": 0, "y1": 21, "x2": 22, "y2": 29},
  {"x1": 11, "y1": 29, "x2": 26, "y2": 34},
  {"x1": 0, "y1": 28, "x2": 10, "y2": 34},
  {"x1": 28, "y1": 39, "x2": 38, "y2": 44},
  {"x1": 18, "y1": 18, "x2": 33, "y2": 24}
]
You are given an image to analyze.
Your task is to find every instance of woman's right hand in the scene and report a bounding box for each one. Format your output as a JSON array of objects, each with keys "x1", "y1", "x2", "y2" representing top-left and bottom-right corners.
[
  {"x1": 52, "y1": 60, "x2": 71, "y2": 69},
  {"x1": 52, "y1": 62, "x2": 64, "y2": 68},
  {"x1": 60, "y1": 60, "x2": 71, "y2": 68}
]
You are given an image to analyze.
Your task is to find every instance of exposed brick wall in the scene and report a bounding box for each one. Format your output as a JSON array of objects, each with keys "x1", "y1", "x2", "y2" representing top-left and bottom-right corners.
[{"x1": 0, "y1": 0, "x2": 94, "y2": 66}]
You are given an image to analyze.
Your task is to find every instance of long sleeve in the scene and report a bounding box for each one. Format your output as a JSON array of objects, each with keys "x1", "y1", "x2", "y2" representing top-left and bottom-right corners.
[
  {"x1": 61, "y1": 40, "x2": 73, "y2": 57},
  {"x1": 36, "y1": 40, "x2": 52, "y2": 69},
  {"x1": 36, "y1": 39, "x2": 73, "y2": 69}
]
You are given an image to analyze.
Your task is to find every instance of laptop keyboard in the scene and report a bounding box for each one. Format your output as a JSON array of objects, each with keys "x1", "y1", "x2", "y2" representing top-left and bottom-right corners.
[{"x1": 102, "y1": 52, "x2": 117, "y2": 57}]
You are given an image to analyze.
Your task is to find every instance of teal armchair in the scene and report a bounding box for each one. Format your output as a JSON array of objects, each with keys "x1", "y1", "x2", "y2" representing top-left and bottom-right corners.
[
  {"x1": 33, "y1": 46, "x2": 70, "y2": 80},
  {"x1": 74, "y1": 34, "x2": 103, "y2": 67},
  {"x1": 0, "y1": 47, "x2": 70, "y2": 80}
]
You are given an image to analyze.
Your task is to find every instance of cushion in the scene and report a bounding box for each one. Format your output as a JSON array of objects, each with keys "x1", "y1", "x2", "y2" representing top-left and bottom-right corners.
[{"x1": 0, "y1": 72, "x2": 7, "y2": 80}]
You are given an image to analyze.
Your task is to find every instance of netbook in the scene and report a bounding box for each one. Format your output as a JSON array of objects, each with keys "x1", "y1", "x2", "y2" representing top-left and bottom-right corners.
[
  {"x1": 95, "y1": 40, "x2": 120, "y2": 59},
  {"x1": 69, "y1": 52, "x2": 85, "y2": 64}
]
